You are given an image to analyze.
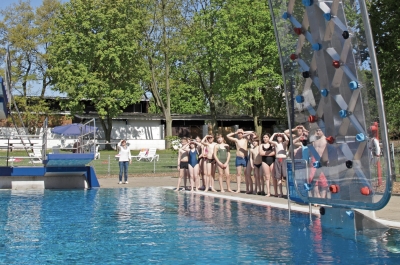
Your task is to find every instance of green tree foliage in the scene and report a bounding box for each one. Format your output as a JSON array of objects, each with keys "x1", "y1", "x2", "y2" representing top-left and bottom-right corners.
[
  {"x1": 48, "y1": 0, "x2": 147, "y2": 147},
  {"x1": 184, "y1": 0, "x2": 283, "y2": 134},
  {"x1": 8, "y1": 96, "x2": 51, "y2": 135},
  {"x1": 218, "y1": 0, "x2": 283, "y2": 135},
  {"x1": 368, "y1": 0, "x2": 400, "y2": 137},
  {"x1": 0, "y1": 0, "x2": 60, "y2": 97},
  {"x1": 0, "y1": 0, "x2": 61, "y2": 134},
  {"x1": 0, "y1": 1, "x2": 39, "y2": 97},
  {"x1": 184, "y1": 0, "x2": 231, "y2": 133}
]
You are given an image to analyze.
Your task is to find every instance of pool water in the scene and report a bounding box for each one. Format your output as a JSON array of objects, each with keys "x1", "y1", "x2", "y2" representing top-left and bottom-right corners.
[{"x1": 0, "y1": 187, "x2": 399, "y2": 264}]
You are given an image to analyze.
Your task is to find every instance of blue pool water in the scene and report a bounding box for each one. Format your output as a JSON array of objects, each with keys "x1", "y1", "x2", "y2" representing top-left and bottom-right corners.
[{"x1": 0, "y1": 187, "x2": 399, "y2": 264}]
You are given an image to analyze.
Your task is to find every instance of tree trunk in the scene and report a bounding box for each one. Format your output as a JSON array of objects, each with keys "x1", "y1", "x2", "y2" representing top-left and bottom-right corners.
[
  {"x1": 99, "y1": 116, "x2": 114, "y2": 150},
  {"x1": 209, "y1": 97, "x2": 218, "y2": 135},
  {"x1": 22, "y1": 58, "x2": 32, "y2": 97},
  {"x1": 252, "y1": 104, "x2": 262, "y2": 136}
]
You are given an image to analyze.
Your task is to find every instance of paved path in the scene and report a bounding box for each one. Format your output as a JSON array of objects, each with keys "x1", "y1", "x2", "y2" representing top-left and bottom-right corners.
[{"x1": 98, "y1": 176, "x2": 400, "y2": 228}]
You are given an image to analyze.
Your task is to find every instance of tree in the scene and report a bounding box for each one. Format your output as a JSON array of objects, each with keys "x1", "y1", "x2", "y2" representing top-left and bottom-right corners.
[
  {"x1": 48, "y1": 0, "x2": 147, "y2": 148},
  {"x1": 0, "y1": 0, "x2": 61, "y2": 134},
  {"x1": 184, "y1": 0, "x2": 227, "y2": 134},
  {"x1": 368, "y1": 0, "x2": 400, "y2": 137},
  {"x1": 0, "y1": 0, "x2": 37, "y2": 97},
  {"x1": 218, "y1": 0, "x2": 284, "y2": 135},
  {"x1": 184, "y1": 0, "x2": 283, "y2": 134},
  {"x1": 9, "y1": 96, "x2": 51, "y2": 135},
  {"x1": 35, "y1": 0, "x2": 62, "y2": 97}
]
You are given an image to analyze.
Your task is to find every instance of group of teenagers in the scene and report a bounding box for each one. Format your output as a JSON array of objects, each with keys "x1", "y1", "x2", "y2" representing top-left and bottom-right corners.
[{"x1": 175, "y1": 128, "x2": 293, "y2": 198}]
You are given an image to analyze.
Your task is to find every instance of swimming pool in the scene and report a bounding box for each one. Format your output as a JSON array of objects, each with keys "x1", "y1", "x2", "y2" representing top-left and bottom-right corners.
[{"x1": 0, "y1": 187, "x2": 399, "y2": 264}]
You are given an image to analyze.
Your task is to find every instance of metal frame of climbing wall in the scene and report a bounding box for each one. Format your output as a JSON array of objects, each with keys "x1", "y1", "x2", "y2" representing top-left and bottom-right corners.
[{"x1": 268, "y1": 0, "x2": 393, "y2": 210}]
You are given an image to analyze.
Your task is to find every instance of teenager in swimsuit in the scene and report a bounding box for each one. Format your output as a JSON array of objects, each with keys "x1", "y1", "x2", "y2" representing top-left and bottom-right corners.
[
  {"x1": 176, "y1": 137, "x2": 189, "y2": 191},
  {"x1": 259, "y1": 133, "x2": 275, "y2": 196},
  {"x1": 244, "y1": 137, "x2": 255, "y2": 194},
  {"x1": 213, "y1": 135, "x2": 232, "y2": 192},
  {"x1": 309, "y1": 127, "x2": 328, "y2": 199},
  {"x1": 250, "y1": 138, "x2": 262, "y2": 195},
  {"x1": 227, "y1": 129, "x2": 256, "y2": 193},
  {"x1": 202, "y1": 135, "x2": 217, "y2": 192},
  {"x1": 185, "y1": 141, "x2": 200, "y2": 192},
  {"x1": 195, "y1": 136, "x2": 206, "y2": 190},
  {"x1": 269, "y1": 133, "x2": 289, "y2": 197},
  {"x1": 284, "y1": 125, "x2": 309, "y2": 148}
]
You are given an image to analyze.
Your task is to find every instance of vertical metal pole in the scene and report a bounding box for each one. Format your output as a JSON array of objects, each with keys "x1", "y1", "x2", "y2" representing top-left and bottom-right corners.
[
  {"x1": 6, "y1": 138, "x2": 9, "y2": 167},
  {"x1": 391, "y1": 143, "x2": 396, "y2": 181},
  {"x1": 153, "y1": 158, "x2": 156, "y2": 173},
  {"x1": 108, "y1": 155, "x2": 111, "y2": 177},
  {"x1": 309, "y1": 203, "x2": 312, "y2": 222}
]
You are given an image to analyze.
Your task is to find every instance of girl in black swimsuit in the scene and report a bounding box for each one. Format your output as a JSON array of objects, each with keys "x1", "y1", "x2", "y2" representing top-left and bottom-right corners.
[{"x1": 259, "y1": 133, "x2": 275, "y2": 197}]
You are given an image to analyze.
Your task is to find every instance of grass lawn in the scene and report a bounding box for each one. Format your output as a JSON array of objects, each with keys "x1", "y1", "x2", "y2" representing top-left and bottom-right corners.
[{"x1": 0, "y1": 149, "x2": 240, "y2": 177}]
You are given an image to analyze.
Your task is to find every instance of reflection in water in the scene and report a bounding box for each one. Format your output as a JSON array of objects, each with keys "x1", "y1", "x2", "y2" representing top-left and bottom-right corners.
[
  {"x1": 381, "y1": 229, "x2": 400, "y2": 254},
  {"x1": 0, "y1": 188, "x2": 399, "y2": 264},
  {"x1": 5, "y1": 190, "x2": 43, "y2": 249}
]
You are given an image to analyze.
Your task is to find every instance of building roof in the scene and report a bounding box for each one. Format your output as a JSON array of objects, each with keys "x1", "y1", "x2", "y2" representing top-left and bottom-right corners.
[{"x1": 74, "y1": 112, "x2": 281, "y2": 122}]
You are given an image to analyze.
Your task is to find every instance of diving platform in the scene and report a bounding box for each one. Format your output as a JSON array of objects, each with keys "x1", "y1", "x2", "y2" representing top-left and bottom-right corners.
[{"x1": 0, "y1": 152, "x2": 101, "y2": 190}]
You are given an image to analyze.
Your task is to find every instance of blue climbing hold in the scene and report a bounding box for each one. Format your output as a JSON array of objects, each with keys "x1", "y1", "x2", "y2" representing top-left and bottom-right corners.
[
  {"x1": 312, "y1": 43, "x2": 322, "y2": 51},
  {"x1": 339, "y1": 110, "x2": 348, "y2": 118},
  {"x1": 320, "y1": 89, "x2": 329, "y2": 97},
  {"x1": 356, "y1": 133, "x2": 366, "y2": 142},
  {"x1": 323, "y1": 13, "x2": 331, "y2": 21},
  {"x1": 346, "y1": 210, "x2": 354, "y2": 219},
  {"x1": 349, "y1": 81, "x2": 359, "y2": 90},
  {"x1": 313, "y1": 161, "x2": 321, "y2": 168},
  {"x1": 295, "y1": 95, "x2": 304, "y2": 103},
  {"x1": 302, "y1": 0, "x2": 313, "y2": 6},
  {"x1": 282, "y1": 12, "x2": 289, "y2": 20}
]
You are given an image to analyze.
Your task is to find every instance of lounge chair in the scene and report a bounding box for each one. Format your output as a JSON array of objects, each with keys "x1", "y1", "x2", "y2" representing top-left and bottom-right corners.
[
  {"x1": 90, "y1": 145, "x2": 100, "y2": 160},
  {"x1": 143, "y1": 148, "x2": 159, "y2": 162},
  {"x1": 29, "y1": 149, "x2": 43, "y2": 163},
  {"x1": 131, "y1": 149, "x2": 148, "y2": 161}
]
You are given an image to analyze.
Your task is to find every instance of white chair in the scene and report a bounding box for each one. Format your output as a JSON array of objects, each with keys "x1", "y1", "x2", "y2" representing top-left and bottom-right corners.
[
  {"x1": 29, "y1": 149, "x2": 43, "y2": 163},
  {"x1": 90, "y1": 145, "x2": 100, "y2": 159},
  {"x1": 95, "y1": 145, "x2": 100, "y2": 159},
  {"x1": 131, "y1": 149, "x2": 148, "y2": 161},
  {"x1": 143, "y1": 148, "x2": 159, "y2": 162}
]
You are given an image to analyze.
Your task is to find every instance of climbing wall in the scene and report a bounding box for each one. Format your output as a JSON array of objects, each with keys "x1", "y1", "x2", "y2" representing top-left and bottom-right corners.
[{"x1": 269, "y1": 0, "x2": 392, "y2": 209}]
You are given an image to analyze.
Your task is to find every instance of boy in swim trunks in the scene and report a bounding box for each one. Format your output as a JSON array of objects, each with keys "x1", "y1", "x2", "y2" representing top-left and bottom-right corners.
[
  {"x1": 269, "y1": 133, "x2": 289, "y2": 197},
  {"x1": 309, "y1": 127, "x2": 328, "y2": 199},
  {"x1": 227, "y1": 129, "x2": 256, "y2": 193},
  {"x1": 176, "y1": 138, "x2": 189, "y2": 191},
  {"x1": 202, "y1": 134, "x2": 217, "y2": 192}
]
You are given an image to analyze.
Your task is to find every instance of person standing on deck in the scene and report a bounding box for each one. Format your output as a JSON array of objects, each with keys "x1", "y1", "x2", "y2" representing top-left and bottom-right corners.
[
  {"x1": 195, "y1": 136, "x2": 206, "y2": 190},
  {"x1": 227, "y1": 129, "x2": 256, "y2": 193},
  {"x1": 259, "y1": 133, "x2": 275, "y2": 197},
  {"x1": 176, "y1": 138, "x2": 189, "y2": 191},
  {"x1": 213, "y1": 135, "x2": 232, "y2": 192},
  {"x1": 117, "y1": 140, "x2": 131, "y2": 184},
  {"x1": 202, "y1": 135, "x2": 217, "y2": 192},
  {"x1": 250, "y1": 138, "x2": 262, "y2": 195},
  {"x1": 269, "y1": 133, "x2": 289, "y2": 197},
  {"x1": 184, "y1": 140, "x2": 200, "y2": 192}
]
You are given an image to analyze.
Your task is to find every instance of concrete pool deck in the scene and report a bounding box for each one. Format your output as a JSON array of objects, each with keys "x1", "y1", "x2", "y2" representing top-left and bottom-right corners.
[{"x1": 98, "y1": 176, "x2": 400, "y2": 228}]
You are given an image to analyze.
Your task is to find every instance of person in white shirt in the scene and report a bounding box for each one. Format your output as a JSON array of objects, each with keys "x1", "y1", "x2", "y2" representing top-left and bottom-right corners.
[{"x1": 117, "y1": 140, "x2": 132, "y2": 184}]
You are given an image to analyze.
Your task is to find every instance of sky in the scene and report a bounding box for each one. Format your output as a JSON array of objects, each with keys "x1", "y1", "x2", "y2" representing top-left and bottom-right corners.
[{"x1": 1, "y1": 0, "x2": 54, "y2": 9}]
